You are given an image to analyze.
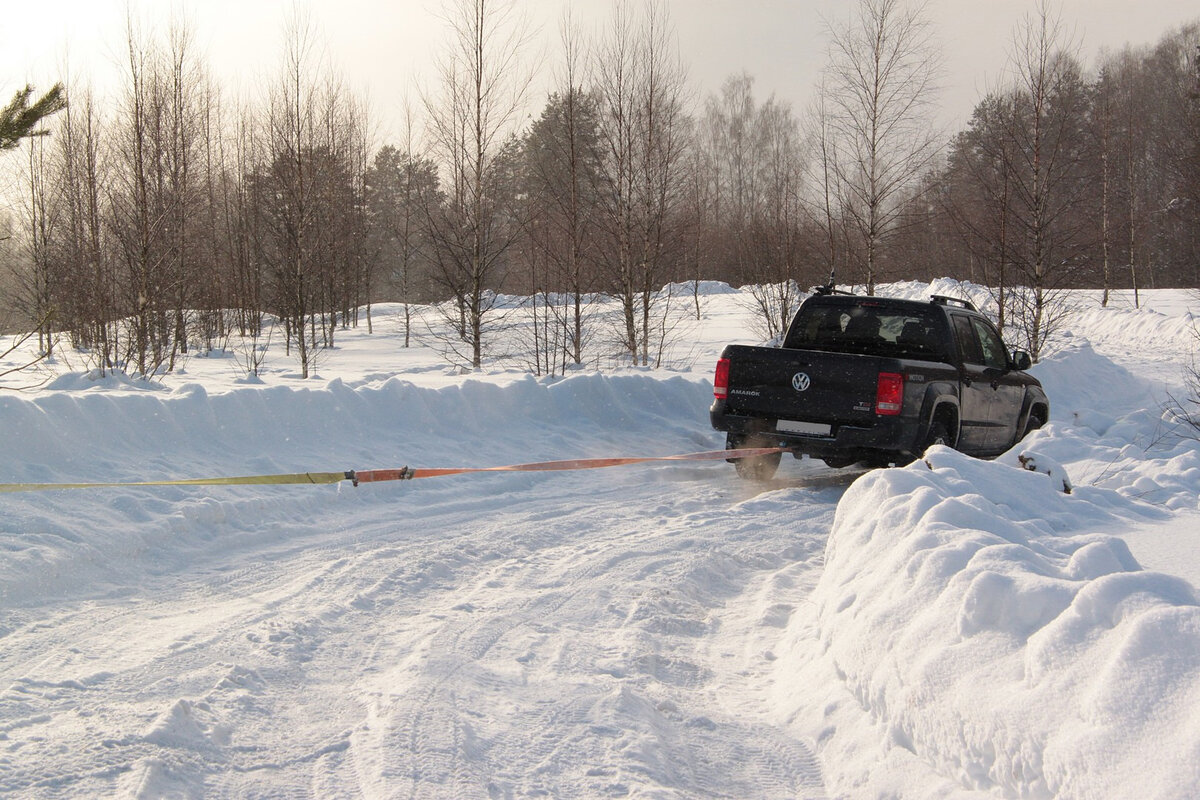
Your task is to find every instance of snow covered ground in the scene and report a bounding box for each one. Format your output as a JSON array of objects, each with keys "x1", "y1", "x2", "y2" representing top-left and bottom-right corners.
[{"x1": 1, "y1": 281, "x2": 1198, "y2": 798}]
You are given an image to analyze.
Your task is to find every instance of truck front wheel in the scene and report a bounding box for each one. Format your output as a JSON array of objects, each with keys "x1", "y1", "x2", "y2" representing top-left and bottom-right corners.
[
  {"x1": 1020, "y1": 413, "x2": 1044, "y2": 442},
  {"x1": 727, "y1": 434, "x2": 782, "y2": 481}
]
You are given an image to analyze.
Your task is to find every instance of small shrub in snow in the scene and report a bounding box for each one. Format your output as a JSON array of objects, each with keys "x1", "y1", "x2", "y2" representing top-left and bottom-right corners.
[{"x1": 1016, "y1": 451, "x2": 1074, "y2": 494}]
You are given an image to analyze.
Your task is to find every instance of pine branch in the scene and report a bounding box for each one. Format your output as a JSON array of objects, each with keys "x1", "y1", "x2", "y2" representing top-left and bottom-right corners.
[{"x1": 0, "y1": 83, "x2": 67, "y2": 150}]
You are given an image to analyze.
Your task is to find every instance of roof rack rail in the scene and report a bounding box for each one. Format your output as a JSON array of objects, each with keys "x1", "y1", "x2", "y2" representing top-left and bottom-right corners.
[
  {"x1": 811, "y1": 284, "x2": 856, "y2": 297},
  {"x1": 930, "y1": 294, "x2": 977, "y2": 311}
]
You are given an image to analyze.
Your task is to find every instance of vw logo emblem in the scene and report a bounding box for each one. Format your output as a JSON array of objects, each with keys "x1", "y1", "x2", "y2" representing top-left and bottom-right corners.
[{"x1": 792, "y1": 372, "x2": 811, "y2": 392}]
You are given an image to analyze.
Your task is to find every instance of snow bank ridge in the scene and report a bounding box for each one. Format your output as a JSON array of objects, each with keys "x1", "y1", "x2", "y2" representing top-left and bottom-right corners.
[
  {"x1": 0, "y1": 370, "x2": 713, "y2": 483},
  {"x1": 812, "y1": 445, "x2": 1200, "y2": 798}
]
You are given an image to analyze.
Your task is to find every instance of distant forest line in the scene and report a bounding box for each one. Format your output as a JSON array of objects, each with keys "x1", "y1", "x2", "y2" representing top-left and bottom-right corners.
[{"x1": 1, "y1": 0, "x2": 1197, "y2": 375}]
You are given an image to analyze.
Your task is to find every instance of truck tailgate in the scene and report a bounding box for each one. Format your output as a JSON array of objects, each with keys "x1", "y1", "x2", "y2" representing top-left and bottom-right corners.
[{"x1": 722, "y1": 344, "x2": 889, "y2": 428}]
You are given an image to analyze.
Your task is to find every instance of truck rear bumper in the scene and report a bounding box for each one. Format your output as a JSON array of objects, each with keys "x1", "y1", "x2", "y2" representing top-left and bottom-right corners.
[{"x1": 711, "y1": 402, "x2": 924, "y2": 464}]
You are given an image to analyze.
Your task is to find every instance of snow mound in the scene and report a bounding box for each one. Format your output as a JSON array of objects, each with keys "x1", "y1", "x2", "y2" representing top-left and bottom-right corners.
[
  {"x1": 143, "y1": 699, "x2": 229, "y2": 749},
  {"x1": 43, "y1": 370, "x2": 165, "y2": 392},
  {"x1": 875, "y1": 278, "x2": 995, "y2": 312},
  {"x1": 669, "y1": 280, "x2": 739, "y2": 295},
  {"x1": 804, "y1": 445, "x2": 1200, "y2": 797},
  {"x1": 1031, "y1": 336, "x2": 1155, "y2": 415}
]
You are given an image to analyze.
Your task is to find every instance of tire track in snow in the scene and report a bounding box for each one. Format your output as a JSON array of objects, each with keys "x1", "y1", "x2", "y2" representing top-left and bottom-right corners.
[
  {"x1": 342, "y1": 469, "x2": 837, "y2": 797},
  {"x1": 2, "y1": 456, "x2": 842, "y2": 797}
]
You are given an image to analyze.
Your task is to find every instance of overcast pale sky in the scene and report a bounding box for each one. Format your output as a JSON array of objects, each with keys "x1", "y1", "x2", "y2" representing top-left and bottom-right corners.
[{"x1": 2, "y1": 0, "x2": 1197, "y2": 144}]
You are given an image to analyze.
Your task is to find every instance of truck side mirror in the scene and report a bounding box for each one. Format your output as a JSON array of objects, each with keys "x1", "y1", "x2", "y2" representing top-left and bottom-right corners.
[{"x1": 1009, "y1": 350, "x2": 1032, "y2": 371}]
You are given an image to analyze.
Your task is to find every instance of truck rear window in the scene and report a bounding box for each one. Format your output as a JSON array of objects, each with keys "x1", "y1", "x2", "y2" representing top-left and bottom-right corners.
[{"x1": 783, "y1": 302, "x2": 947, "y2": 360}]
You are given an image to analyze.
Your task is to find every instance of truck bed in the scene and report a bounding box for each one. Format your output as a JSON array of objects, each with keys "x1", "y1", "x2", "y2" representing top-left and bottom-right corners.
[
  {"x1": 713, "y1": 343, "x2": 958, "y2": 465},
  {"x1": 722, "y1": 344, "x2": 895, "y2": 428}
]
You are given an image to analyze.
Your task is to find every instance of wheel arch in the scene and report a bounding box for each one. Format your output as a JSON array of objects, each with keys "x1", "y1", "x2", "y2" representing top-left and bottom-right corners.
[
  {"x1": 1019, "y1": 387, "x2": 1050, "y2": 433},
  {"x1": 920, "y1": 385, "x2": 961, "y2": 448}
]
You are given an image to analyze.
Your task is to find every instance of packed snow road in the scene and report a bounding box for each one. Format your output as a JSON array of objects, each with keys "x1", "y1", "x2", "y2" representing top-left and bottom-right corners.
[{"x1": 0, "y1": 373, "x2": 839, "y2": 798}]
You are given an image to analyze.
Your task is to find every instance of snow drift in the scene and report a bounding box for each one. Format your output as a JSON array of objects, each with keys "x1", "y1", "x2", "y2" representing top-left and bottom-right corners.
[{"x1": 801, "y1": 442, "x2": 1200, "y2": 798}]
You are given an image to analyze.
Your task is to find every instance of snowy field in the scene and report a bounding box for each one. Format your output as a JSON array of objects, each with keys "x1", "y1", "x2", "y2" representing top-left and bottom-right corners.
[{"x1": 2, "y1": 281, "x2": 1199, "y2": 798}]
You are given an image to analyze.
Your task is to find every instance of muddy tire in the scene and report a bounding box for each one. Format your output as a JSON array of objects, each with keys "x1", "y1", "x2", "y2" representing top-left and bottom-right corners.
[
  {"x1": 728, "y1": 434, "x2": 782, "y2": 481},
  {"x1": 923, "y1": 421, "x2": 952, "y2": 452}
]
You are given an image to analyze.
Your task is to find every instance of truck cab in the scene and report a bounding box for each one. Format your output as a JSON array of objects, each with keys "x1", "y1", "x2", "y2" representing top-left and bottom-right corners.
[{"x1": 711, "y1": 289, "x2": 1048, "y2": 479}]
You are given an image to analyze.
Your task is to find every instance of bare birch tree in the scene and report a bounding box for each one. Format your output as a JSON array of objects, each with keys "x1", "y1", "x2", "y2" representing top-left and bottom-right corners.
[
  {"x1": 518, "y1": 10, "x2": 604, "y2": 373},
  {"x1": 704, "y1": 73, "x2": 758, "y2": 283},
  {"x1": 422, "y1": 0, "x2": 533, "y2": 369},
  {"x1": 109, "y1": 13, "x2": 202, "y2": 376},
  {"x1": 11, "y1": 128, "x2": 57, "y2": 357},
  {"x1": 257, "y1": 9, "x2": 326, "y2": 378},
  {"x1": 1095, "y1": 46, "x2": 1155, "y2": 307},
  {"x1": 701, "y1": 73, "x2": 810, "y2": 339},
  {"x1": 3, "y1": 83, "x2": 67, "y2": 371},
  {"x1": 822, "y1": 0, "x2": 942, "y2": 294},
  {"x1": 367, "y1": 116, "x2": 440, "y2": 347},
  {"x1": 592, "y1": 0, "x2": 688, "y2": 366},
  {"x1": 1003, "y1": 1, "x2": 1090, "y2": 359},
  {"x1": 806, "y1": 81, "x2": 845, "y2": 288},
  {"x1": 52, "y1": 80, "x2": 112, "y2": 367},
  {"x1": 944, "y1": 91, "x2": 1019, "y2": 332},
  {"x1": 546, "y1": 11, "x2": 600, "y2": 369}
]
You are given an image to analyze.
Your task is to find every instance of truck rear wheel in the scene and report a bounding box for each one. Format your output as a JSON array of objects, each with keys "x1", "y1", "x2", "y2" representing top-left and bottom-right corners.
[
  {"x1": 923, "y1": 420, "x2": 952, "y2": 451},
  {"x1": 822, "y1": 455, "x2": 856, "y2": 469},
  {"x1": 727, "y1": 434, "x2": 782, "y2": 481}
]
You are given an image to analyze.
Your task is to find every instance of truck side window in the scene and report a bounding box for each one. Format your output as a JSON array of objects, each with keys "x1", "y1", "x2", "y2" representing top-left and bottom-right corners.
[
  {"x1": 971, "y1": 318, "x2": 1009, "y2": 370},
  {"x1": 952, "y1": 315, "x2": 983, "y2": 365}
]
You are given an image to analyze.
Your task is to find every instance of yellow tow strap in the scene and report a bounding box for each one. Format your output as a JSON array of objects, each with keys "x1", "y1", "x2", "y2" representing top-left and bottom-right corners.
[{"x1": 0, "y1": 472, "x2": 351, "y2": 493}]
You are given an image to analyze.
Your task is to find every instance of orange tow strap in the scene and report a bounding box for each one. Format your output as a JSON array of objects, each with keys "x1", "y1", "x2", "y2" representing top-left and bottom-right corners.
[
  {"x1": 0, "y1": 448, "x2": 788, "y2": 493},
  {"x1": 349, "y1": 447, "x2": 787, "y2": 485}
]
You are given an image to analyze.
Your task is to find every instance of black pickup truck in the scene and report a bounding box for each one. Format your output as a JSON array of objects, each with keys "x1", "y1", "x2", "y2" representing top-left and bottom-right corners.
[{"x1": 711, "y1": 288, "x2": 1049, "y2": 480}]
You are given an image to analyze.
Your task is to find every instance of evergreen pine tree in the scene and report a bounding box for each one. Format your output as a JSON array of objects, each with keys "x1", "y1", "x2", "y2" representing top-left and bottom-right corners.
[{"x1": 0, "y1": 83, "x2": 66, "y2": 150}]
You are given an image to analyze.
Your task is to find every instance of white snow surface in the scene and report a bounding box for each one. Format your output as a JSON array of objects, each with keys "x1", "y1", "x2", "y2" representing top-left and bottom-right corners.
[{"x1": 2, "y1": 281, "x2": 1199, "y2": 798}]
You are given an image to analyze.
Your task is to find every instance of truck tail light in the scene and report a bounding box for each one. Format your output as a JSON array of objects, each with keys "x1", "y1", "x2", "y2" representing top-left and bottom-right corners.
[
  {"x1": 876, "y1": 372, "x2": 903, "y2": 415},
  {"x1": 714, "y1": 357, "x2": 730, "y2": 400}
]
